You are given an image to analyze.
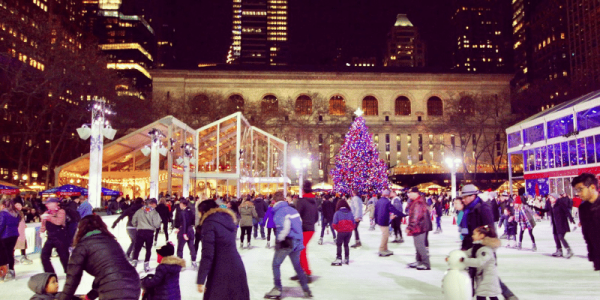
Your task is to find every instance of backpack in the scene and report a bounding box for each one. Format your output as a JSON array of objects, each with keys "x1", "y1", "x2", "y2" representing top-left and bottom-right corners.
[
  {"x1": 63, "y1": 203, "x2": 81, "y2": 224},
  {"x1": 523, "y1": 206, "x2": 536, "y2": 228}
]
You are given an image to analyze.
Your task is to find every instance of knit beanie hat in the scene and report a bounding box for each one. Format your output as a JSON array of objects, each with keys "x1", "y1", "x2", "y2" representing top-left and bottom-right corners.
[{"x1": 156, "y1": 243, "x2": 175, "y2": 257}]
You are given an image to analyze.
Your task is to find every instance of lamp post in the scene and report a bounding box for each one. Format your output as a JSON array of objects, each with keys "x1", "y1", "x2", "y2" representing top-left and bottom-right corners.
[
  {"x1": 77, "y1": 98, "x2": 116, "y2": 209},
  {"x1": 292, "y1": 157, "x2": 310, "y2": 198},
  {"x1": 445, "y1": 157, "x2": 462, "y2": 199},
  {"x1": 142, "y1": 128, "x2": 167, "y2": 200},
  {"x1": 177, "y1": 143, "x2": 196, "y2": 198}
]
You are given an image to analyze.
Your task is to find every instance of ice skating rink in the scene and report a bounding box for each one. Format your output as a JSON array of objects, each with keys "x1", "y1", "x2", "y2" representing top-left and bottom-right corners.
[{"x1": 4, "y1": 215, "x2": 600, "y2": 299}]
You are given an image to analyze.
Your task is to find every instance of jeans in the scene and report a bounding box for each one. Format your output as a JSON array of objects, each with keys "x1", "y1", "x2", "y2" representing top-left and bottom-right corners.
[
  {"x1": 554, "y1": 233, "x2": 570, "y2": 249},
  {"x1": 41, "y1": 237, "x2": 69, "y2": 273},
  {"x1": 177, "y1": 226, "x2": 196, "y2": 261},
  {"x1": 126, "y1": 228, "x2": 137, "y2": 257},
  {"x1": 413, "y1": 232, "x2": 430, "y2": 268},
  {"x1": 336, "y1": 232, "x2": 351, "y2": 259},
  {"x1": 300, "y1": 231, "x2": 314, "y2": 275},
  {"x1": 132, "y1": 229, "x2": 154, "y2": 262},
  {"x1": 519, "y1": 228, "x2": 536, "y2": 244},
  {"x1": 379, "y1": 226, "x2": 390, "y2": 252},
  {"x1": 436, "y1": 216, "x2": 442, "y2": 230},
  {"x1": 272, "y1": 241, "x2": 309, "y2": 292},
  {"x1": 253, "y1": 221, "x2": 265, "y2": 239},
  {"x1": 320, "y1": 216, "x2": 336, "y2": 239},
  {"x1": 154, "y1": 221, "x2": 169, "y2": 243},
  {"x1": 240, "y1": 226, "x2": 252, "y2": 243}
]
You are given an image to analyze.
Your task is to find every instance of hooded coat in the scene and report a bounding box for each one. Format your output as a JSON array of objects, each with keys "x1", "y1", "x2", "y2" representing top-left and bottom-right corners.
[
  {"x1": 544, "y1": 198, "x2": 575, "y2": 235},
  {"x1": 252, "y1": 198, "x2": 268, "y2": 219},
  {"x1": 141, "y1": 256, "x2": 185, "y2": 300},
  {"x1": 238, "y1": 200, "x2": 257, "y2": 227},
  {"x1": 28, "y1": 272, "x2": 57, "y2": 300},
  {"x1": 296, "y1": 193, "x2": 318, "y2": 232},
  {"x1": 463, "y1": 237, "x2": 502, "y2": 298},
  {"x1": 197, "y1": 208, "x2": 250, "y2": 300},
  {"x1": 58, "y1": 232, "x2": 140, "y2": 300},
  {"x1": 579, "y1": 197, "x2": 600, "y2": 270}
]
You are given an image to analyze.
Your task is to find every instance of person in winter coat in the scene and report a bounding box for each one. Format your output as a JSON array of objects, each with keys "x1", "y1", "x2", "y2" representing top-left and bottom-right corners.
[
  {"x1": 28, "y1": 273, "x2": 59, "y2": 300},
  {"x1": 406, "y1": 188, "x2": 431, "y2": 270},
  {"x1": 131, "y1": 198, "x2": 163, "y2": 272},
  {"x1": 572, "y1": 173, "x2": 600, "y2": 272},
  {"x1": 238, "y1": 198, "x2": 257, "y2": 249},
  {"x1": 331, "y1": 199, "x2": 355, "y2": 266},
  {"x1": 433, "y1": 197, "x2": 444, "y2": 234},
  {"x1": 141, "y1": 243, "x2": 185, "y2": 300},
  {"x1": 253, "y1": 196, "x2": 268, "y2": 239},
  {"x1": 374, "y1": 189, "x2": 405, "y2": 257},
  {"x1": 75, "y1": 196, "x2": 93, "y2": 219},
  {"x1": 514, "y1": 200, "x2": 536, "y2": 251},
  {"x1": 295, "y1": 180, "x2": 319, "y2": 278},
  {"x1": 13, "y1": 198, "x2": 32, "y2": 264},
  {"x1": 319, "y1": 195, "x2": 337, "y2": 245},
  {"x1": 499, "y1": 209, "x2": 517, "y2": 248},
  {"x1": 462, "y1": 225, "x2": 502, "y2": 300},
  {"x1": 0, "y1": 199, "x2": 21, "y2": 281},
  {"x1": 390, "y1": 191, "x2": 404, "y2": 243},
  {"x1": 111, "y1": 198, "x2": 144, "y2": 259},
  {"x1": 540, "y1": 193, "x2": 576, "y2": 258},
  {"x1": 58, "y1": 215, "x2": 140, "y2": 300},
  {"x1": 263, "y1": 200, "x2": 276, "y2": 248},
  {"x1": 174, "y1": 199, "x2": 196, "y2": 268},
  {"x1": 264, "y1": 191, "x2": 312, "y2": 299},
  {"x1": 40, "y1": 198, "x2": 69, "y2": 275},
  {"x1": 61, "y1": 197, "x2": 80, "y2": 248},
  {"x1": 154, "y1": 198, "x2": 172, "y2": 245},
  {"x1": 196, "y1": 200, "x2": 250, "y2": 300},
  {"x1": 349, "y1": 190, "x2": 364, "y2": 248}
]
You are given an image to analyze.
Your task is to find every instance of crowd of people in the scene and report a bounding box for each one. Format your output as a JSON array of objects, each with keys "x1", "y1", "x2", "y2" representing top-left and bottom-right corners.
[{"x1": 0, "y1": 172, "x2": 599, "y2": 299}]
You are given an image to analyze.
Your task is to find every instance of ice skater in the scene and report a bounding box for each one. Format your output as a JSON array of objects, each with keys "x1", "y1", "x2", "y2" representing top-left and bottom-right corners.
[
  {"x1": 462, "y1": 225, "x2": 501, "y2": 300},
  {"x1": 539, "y1": 193, "x2": 576, "y2": 258},
  {"x1": 330, "y1": 199, "x2": 355, "y2": 266}
]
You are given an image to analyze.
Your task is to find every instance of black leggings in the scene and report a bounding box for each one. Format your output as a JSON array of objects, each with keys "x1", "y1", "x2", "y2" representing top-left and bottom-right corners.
[
  {"x1": 554, "y1": 233, "x2": 570, "y2": 249},
  {"x1": 240, "y1": 226, "x2": 252, "y2": 243},
  {"x1": 133, "y1": 229, "x2": 154, "y2": 262},
  {"x1": 354, "y1": 220, "x2": 361, "y2": 241},
  {"x1": 336, "y1": 231, "x2": 351, "y2": 259},
  {"x1": 267, "y1": 228, "x2": 273, "y2": 242},
  {"x1": 391, "y1": 217, "x2": 402, "y2": 239},
  {"x1": 519, "y1": 228, "x2": 535, "y2": 243},
  {"x1": 154, "y1": 221, "x2": 169, "y2": 242},
  {"x1": 1, "y1": 236, "x2": 18, "y2": 270}
]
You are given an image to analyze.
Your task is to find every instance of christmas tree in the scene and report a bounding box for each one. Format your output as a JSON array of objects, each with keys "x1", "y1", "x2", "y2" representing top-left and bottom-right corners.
[{"x1": 331, "y1": 108, "x2": 389, "y2": 195}]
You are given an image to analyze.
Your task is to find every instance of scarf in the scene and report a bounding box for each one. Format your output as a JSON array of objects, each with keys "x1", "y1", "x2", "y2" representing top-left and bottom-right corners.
[{"x1": 461, "y1": 197, "x2": 481, "y2": 230}]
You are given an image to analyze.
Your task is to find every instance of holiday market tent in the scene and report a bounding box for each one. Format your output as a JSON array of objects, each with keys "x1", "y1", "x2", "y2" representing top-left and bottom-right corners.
[
  {"x1": 39, "y1": 185, "x2": 122, "y2": 197},
  {"x1": 56, "y1": 113, "x2": 289, "y2": 199},
  {"x1": 0, "y1": 180, "x2": 19, "y2": 195},
  {"x1": 312, "y1": 182, "x2": 333, "y2": 192}
]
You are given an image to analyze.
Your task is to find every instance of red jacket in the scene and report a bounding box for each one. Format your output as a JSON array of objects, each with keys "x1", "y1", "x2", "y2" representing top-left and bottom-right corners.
[{"x1": 406, "y1": 196, "x2": 432, "y2": 236}]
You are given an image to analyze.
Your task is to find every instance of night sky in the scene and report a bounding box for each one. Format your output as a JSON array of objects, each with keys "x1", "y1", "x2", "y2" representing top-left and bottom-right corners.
[{"x1": 175, "y1": 0, "x2": 454, "y2": 69}]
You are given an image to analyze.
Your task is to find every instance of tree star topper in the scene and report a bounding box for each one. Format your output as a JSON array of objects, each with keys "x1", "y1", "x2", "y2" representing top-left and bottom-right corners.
[{"x1": 354, "y1": 107, "x2": 364, "y2": 117}]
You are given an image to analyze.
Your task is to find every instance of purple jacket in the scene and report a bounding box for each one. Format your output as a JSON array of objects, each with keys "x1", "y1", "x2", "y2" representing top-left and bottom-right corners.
[{"x1": 263, "y1": 206, "x2": 275, "y2": 228}]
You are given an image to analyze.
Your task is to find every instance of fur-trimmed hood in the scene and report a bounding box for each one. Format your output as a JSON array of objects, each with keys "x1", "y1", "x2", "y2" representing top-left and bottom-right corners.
[
  {"x1": 200, "y1": 207, "x2": 237, "y2": 226},
  {"x1": 481, "y1": 237, "x2": 501, "y2": 249},
  {"x1": 160, "y1": 255, "x2": 186, "y2": 268},
  {"x1": 240, "y1": 200, "x2": 254, "y2": 208}
]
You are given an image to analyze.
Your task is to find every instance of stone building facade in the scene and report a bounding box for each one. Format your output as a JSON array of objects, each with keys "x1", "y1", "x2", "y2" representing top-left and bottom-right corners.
[{"x1": 152, "y1": 68, "x2": 512, "y2": 185}]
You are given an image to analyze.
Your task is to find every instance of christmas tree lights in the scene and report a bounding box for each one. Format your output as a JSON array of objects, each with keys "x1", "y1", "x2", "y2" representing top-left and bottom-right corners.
[{"x1": 331, "y1": 109, "x2": 389, "y2": 195}]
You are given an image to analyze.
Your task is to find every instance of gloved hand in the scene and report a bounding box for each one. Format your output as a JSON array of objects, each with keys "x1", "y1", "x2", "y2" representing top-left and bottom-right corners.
[{"x1": 111, "y1": 222, "x2": 117, "y2": 229}]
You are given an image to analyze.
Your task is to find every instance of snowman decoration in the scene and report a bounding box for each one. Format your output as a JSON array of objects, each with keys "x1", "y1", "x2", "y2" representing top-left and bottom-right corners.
[{"x1": 442, "y1": 250, "x2": 472, "y2": 300}]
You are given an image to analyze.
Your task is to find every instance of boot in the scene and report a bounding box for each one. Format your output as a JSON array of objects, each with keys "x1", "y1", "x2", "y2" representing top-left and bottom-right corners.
[
  {"x1": 532, "y1": 243, "x2": 537, "y2": 252},
  {"x1": 144, "y1": 262, "x2": 150, "y2": 273},
  {"x1": 266, "y1": 241, "x2": 271, "y2": 248},
  {"x1": 565, "y1": 248, "x2": 573, "y2": 259},
  {"x1": 350, "y1": 241, "x2": 362, "y2": 248},
  {"x1": 131, "y1": 259, "x2": 138, "y2": 268},
  {"x1": 551, "y1": 249, "x2": 563, "y2": 257},
  {"x1": 517, "y1": 242, "x2": 522, "y2": 250},
  {"x1": 264, "y1": 287, "x2": 282, "y2": 299},
  {"x1": 318, "y1": 238, "x2": 323, "y2": 245},
  {"x1": 343, "y1": 258, "x2": 349, "y2": 265},
  {"x1": 331, "y1": 258, "x2": 342, "y2": 266},
  {"x1": 20, "y1": 256, "x2": 33, "y2": 265}
]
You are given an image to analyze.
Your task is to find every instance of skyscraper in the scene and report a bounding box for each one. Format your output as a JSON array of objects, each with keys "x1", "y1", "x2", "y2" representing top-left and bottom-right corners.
[
  {"x1": 227, "y1": 0, "x2": 288, "y2": 65},
  {"x1": 566, "y1": 0, "x2": 600, "y2": 94},
  {"x1": 383, "y1": 14, "x2": 426, "y2": 68},
  {"x1": 451, "y1": 0, "x2": 512, "y2": 73}
]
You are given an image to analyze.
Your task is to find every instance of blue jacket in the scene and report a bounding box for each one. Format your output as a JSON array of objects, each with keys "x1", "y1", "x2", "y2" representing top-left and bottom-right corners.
[
  {"x1": 0, "y1": 210, "x2": 20, "y2": 239},
  {"x1": 263, "y1": 206, "x2": 276, "y2": 229},
  {"x1": 374, "y1": 197, "x2": 405, "y2": 226},
  {"x1": 332, "y1": 208, "x2": 356, "y2": 232},
  {"x1": 273, "y1": 201, "x2": 304, "y2": 251},
  {"x1": 77, "y1": 201, "x2": 93, "y2": 218}
]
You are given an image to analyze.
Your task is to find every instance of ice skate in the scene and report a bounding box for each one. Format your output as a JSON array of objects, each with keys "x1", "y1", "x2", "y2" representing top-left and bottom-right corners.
[
  {"x1": 131, "y1": 259, "x2": 138, "y2": 268},
  {"x1": 398, "y1": 238, "x2": 404, "y2": 243},
  {"x1": 551, "y1": 249, "x2": 563, "y2": 257},
  {"x1": 192, "y1": 261, "x2": 198, "y2": 269},
  {"x1": 350, "y1": 241, "x2": 362, "y2": 248},
  {"x1": 331, "y1": 258, "x2": 342, "y2": 266},
  {"x1": 247, "y1": 242, "x2": 251, "y2": 249},
  {"x1": 266, "y1": 241, "x2": 270, "y2": 248},
  {"x1": 500, "y1": 233, "x2": 508, "y2": 239},
  {"x1": 416, "y1": 264, "x2": 431, "y2": 270},
  {"x1": 532, "y1": 243, "x2": 537, "y2": 252},
  {"x1": 407, "y1": 262, "x2": 419, "y2": 268},
  {"x1": 264, "y1": 287, "x2": 282, "y2": 299},
  {"x1": 517, "y1": 242, "x2": 522, "y2": 250},
  {"x1": 318, "y1": 237, "x2": 323, "y2": 245},
  {"x1": 4, "y1": 270, "x2": 15, "y2": 281},
  {"x1": 240, "y1": 242, "x2": 244, "y2": 249},
  {"x1": 20, "y1": 256, "x2": 33, "y2": 265},
  {"x1": 303, "y1": 290, "x2": 313, "y2": 298},
  {"x1": 378, "y1": 250, "x2": 393, "y2": 257},
  {"x1": 343, "y1": 258, "x2": 349, "y2": 265},
  {"x1": 144, "y1": 262, "x2": 150, "y2": 273},
  {"x1": 565, "y1": 248, "x2": 573, "y2": 259}
]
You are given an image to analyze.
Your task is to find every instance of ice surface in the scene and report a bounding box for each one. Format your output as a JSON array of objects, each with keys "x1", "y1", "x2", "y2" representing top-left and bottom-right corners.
[{"x1": 3, "y1": 215, "x2": 600, "y2": 299}]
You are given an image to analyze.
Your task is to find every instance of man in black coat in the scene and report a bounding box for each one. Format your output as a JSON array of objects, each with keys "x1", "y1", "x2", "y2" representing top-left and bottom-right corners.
[
  {"x1": 61, "y1": 197, "x2": 81, "y2": 248},
  {"x1": 573, "y1": 173, "x2": 600, "y2": 272},
  {"x1": 253, "y1": 195, "x2": 268, "y2": 239},
  {"x1": 294, "y1": 180, "x2": 318, "y2": 280},
  {"x1": 112, "y1": 198, "x2": 144, "y2": 259},
  {"x1": 174, "y1": 199, "x2": 197, "y2": 268},
  {"x1": 154, "y1": 199, "x2": 172, "y2": 244},
  {"x1": 542, "y1": 193, "x2": 576, "y2": 258},
  {"x1": 318, "y1": 195, "x2": 336, "y2": 245}
]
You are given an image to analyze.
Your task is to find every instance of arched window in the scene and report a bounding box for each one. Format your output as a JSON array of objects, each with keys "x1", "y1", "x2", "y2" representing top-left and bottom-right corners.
[
  {"x1": 228, "y1": 94, "x2": 244, "y2": 111},
  {"x1": 295, "y1": 95, "x2": 312, "y2": 115},
  {"x1": 362, "y1": 96, "x2": 378, "y2": 116},
  {"x1": 329, "y1": 95, "x2": 345, "y2": 115},
  {"x1": 261, "y1": 94, "x2": 278, "y2": 114},
  {"x1": 427, "y1": 96, "x2": 443, "y2": 116},
  {"x1": 395, "y1": 96, "x2": 411, "y2": 115},
  {"x1": 458, "y1": 96, "x2": 474, "y2": 114},
  {"x1": 191, "y1": 94, "x2": 210, "y2": 115}
]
